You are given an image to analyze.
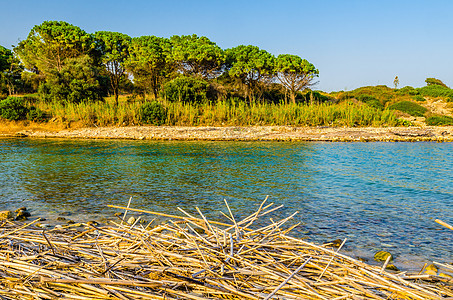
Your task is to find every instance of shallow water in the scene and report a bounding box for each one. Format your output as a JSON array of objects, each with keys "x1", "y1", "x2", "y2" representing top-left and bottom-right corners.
[{"x1": 0, "y1": 138, "x2": 452, "y2": 269}]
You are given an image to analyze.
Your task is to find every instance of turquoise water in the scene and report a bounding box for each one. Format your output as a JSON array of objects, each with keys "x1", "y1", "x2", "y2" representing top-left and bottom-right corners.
[{"x1": 1, "y1": 138, "x2": 452, "y2": 269}]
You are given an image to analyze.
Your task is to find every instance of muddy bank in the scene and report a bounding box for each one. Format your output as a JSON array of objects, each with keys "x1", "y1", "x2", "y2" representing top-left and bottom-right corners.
[{"x1": 2, "y1": 125, "x2": 453, "y2": 142}]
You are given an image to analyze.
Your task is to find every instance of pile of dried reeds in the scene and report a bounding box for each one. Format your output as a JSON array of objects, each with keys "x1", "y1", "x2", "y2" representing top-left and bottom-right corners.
[{"x1": 0, "y1": 199, "x2": 452, "y2": 299}]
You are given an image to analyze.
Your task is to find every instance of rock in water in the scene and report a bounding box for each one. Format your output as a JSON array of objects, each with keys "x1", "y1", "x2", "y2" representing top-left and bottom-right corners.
[
  {"x1": 323, "y1": 239, "x2": 343, "y2": 248},
  {"x1": 0, "y1": 211, "x2": 13, "y2": 220},
  {"x1": 374, "y1": 250, "x2": 393, "y2": 262},
  {"x1": 127, "y1": 216, "x2": 136, "y2": 225},
  {"x1": 14, "y1": 207, "x2": 27, "y2": 213},
  {"x1": 385, "y1": 264, "x2": 399, "y2": 271},
  {"x1": 15, "y1": 208, "x2": 31, "y2": 221}
]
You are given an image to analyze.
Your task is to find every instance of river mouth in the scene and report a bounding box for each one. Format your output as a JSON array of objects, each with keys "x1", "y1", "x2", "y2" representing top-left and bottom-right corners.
[{"x1": 1, "y1": 138, "x2": 452, "y2": 271}]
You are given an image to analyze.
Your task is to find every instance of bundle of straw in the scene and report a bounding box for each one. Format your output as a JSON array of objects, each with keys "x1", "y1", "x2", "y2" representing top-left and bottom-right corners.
[{"x1": 0, "y1": 199, "x2": 452, "y2": 299}]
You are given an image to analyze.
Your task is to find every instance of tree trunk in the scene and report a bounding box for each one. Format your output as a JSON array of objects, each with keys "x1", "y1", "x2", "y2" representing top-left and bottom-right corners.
[
  {"x1": 290, "y1": 90, "x2": 296, "y2": 104},
  {"x1": 114, "y1": 89, "x2": 119, "y2": 106}
]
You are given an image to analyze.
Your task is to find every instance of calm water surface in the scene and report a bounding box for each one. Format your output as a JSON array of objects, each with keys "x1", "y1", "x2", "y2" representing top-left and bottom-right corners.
[{"x1": 0, "y1": 138, "x2": 452, "y2": 269}]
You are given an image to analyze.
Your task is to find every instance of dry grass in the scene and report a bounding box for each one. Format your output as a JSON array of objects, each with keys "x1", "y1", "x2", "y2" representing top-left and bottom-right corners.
[
  {"x1": 31, "y1": 96, "x2": 399, "y2": 128},
  {"x1": 0, "y1": 199, "x2": 452, "y2": 299}
]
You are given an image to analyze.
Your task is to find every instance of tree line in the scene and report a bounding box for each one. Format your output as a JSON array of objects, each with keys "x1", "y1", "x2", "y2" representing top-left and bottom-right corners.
[{"x1": 0, "y1": 21, "x2": 319, "y2": 105}]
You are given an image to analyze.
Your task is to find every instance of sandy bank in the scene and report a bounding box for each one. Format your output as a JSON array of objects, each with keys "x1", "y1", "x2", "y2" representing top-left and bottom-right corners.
[{"x1": 1, "y1": 124, "x2": 453, "y2": 142}]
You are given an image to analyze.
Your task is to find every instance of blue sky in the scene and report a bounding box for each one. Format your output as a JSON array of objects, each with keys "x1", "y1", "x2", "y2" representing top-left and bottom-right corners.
[{"x1": 1, "y1": 0, "x2": 452, "y2": 91}]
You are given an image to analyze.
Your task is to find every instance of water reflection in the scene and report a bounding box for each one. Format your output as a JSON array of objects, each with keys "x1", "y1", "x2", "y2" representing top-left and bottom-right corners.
[{"x1": 0, "y1": 138, "x2": 452, "y2": 268}]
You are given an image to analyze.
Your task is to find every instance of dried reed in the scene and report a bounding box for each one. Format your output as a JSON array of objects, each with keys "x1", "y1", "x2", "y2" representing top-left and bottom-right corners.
[{"x1": 0, "y1": 200, "x2": 451, "y2": 299}]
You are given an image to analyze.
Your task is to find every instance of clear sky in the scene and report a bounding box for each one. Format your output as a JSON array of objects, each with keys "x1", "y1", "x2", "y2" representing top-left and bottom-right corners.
[{"x1": 1, "y1": 0, "x2": 452, "y2": 92}]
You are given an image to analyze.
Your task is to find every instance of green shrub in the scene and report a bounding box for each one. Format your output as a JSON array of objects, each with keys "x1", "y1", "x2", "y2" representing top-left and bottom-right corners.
[
  {"x1": 388, "y1": 101, "x2": 428, "y2": 117},
  {"x1": 21, "y1": 94, "x2": 40, "y2": 105},
  {"x1": 0, "y1": 97, "x2": 29, "y2": 120},
  {"x1": 425, "y1": 78, "x2": 449, "y2": 88},
  {"x1": 417, "y1": 85, "x2": 453, "y2": 101},
  {"x1": 425, "y1": 115, "x2": 453, "y2": 126},
  {"x1": 357, "y1": 94, "x2": 384, "y2": 110},
  {"x1": 160, "y1": 76, "x2": 213, "y2": 103},
  {"x1": 396, "y1": 86, "x2": 419, "y2": 95},
  {"x1": 140, "y1": 101, "x2": 167, "y2": 125},
  {"x1": 26, "y1": 106, "x2": 46, "y2": 122},
  {"x1": 413, "y1": 95, "x2": 426, "y2": 102},
  {"x1": 338, "y1": 85, "x2": 395, "y2": 105}
]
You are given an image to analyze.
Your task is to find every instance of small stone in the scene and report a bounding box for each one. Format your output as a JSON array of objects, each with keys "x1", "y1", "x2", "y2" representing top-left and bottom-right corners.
[
  {"x1": 56, "y1": 217, "x2": 66, "y2": 221},
  {"x1": 386, "y1": 264, "x2": 399, "y2": 271},
  {"x1": 14, "y1": 207, "x2": 27, "y2": 213},
  {"x1": 357, "y1": 257, "x2": 368, "y2": 263},
  {"x1": 37, "y1": 223, "x2": 52, "y2": 229},
  {"x1": 55, "y1": 225, "x2": 63, "y2": 230},
  {"x1": 66, "y1": 220, "x2": 75, "y2": 224},
  {"x1": 0, "y1": 211, "x2": 13, "y2": 220},
  {"x1": 424, "y1": 264, "x2": 438, "y2": 275},
  {"x1": 127, "y1": 216, "x2": 136, "y2": 225},
  {"x1": 324, "y1": 239, "x2": 343, "y2": 248},
  {"x1": 86, "y1": 221, "x2": 99, "y2": 227},
  {"x1": 15, "y1": 209, "x2": 31, "y2": 221},
  {"x1": 374, "y1": 250, "x2": 393, "y2": 262}
]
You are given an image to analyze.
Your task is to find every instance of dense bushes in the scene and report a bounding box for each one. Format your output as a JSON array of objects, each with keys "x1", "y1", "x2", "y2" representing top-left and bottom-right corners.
[
  {"x1": 425, "y1": 78, "x2": 449, "y2": 88},
  {"x1": 388, "y1": 101, "x2": 427, "y2": 117},
  {"x1": 0, "y1": 97, "x2": 28, "y2": 120},
  {"x1": 357, "y1": 94, "x2": 384, "y2": 110},
  {"x1": 160, "y1": 76, "x2": 214, "y2": 103},
  {"x1": 425, "y1": 115, "x2": 453, "y2": 126},
  {"x1": 417, "y1": 85, "x2": 453, "y2": 102},
  {"x1": 412, "y1": 95, "x2": 425, "y2": 102},
  {"x1": 140, "y1": 101, "x2": 167, "y2": 125},
  {"x1": 0, "y1": 96, "x2": 45, "y2": 121},
  {"x1": 396, "y1": 86, "x2": 419, "y2": 95}
]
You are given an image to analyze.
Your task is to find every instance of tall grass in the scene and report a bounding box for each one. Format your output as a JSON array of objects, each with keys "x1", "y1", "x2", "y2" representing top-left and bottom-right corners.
[
  {"x1": 165, "y1": 100, "x2": 398, "y2": 127},
  {"x1": 33, "y1": 96, "x2": 399, "y2": 127},
  {"x1": 36, "y1": 98, "x2": 142, "y2": 126}
]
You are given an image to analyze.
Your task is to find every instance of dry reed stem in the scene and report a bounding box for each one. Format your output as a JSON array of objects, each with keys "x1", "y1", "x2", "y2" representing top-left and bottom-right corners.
[{"x1": 0, "y1": 200, "x2": 451, "y2": 299}]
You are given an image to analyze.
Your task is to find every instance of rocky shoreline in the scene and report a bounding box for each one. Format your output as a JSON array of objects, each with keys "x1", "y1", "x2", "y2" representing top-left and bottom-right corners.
[{"x1": 2, "y1": 125, "x2": 453, "y2": 142}]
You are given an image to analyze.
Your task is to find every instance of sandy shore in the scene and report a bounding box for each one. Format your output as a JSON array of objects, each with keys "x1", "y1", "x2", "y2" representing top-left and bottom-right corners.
[{"x1": 1, "y1": 125, "x2": 453, "y2": 142}]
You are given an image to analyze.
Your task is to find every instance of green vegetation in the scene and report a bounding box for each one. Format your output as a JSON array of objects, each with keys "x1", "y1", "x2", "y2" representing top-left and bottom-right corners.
[
  {"x1": 226, "y1": 45, "x2": 275, "y2": 102},
  {"x1": 1, "y1": 20, "x2": 452, "y2": 128},
  {"x1": 29, "y1": 97, "x2": 398, "y2": 127},
  {"x1": 417, "y1": 85, "x2": 453, "y2": 101},
  {"x1": 94, "y1": 31, "x2": 131, "y2": 105},
  {"x1": 0, "y1": 96, "x2": 44, "y2": 121},
  {"x1": 412, "y1": 95, "x2": 425, "y2": 102},
  {"x1": 0, "y1": 97, "x2": 28, "y2": 120},
  {"x1": 274, "y1": 54, "x2": 319, "y2": 103},
  {"x1": 388, "y1": 101, "x2": 427, "y2": 117},
  {"x1": 140, "y1": 101, "x2": 167, "y2": 125},
  {"x1": 161, "y1": 76, "x2": 213, "y2": 103},
  {"x1": 357, "y1": 95, "x2": 384, "y2": 110},
  {"x1": 425, "y1": 77, "x2": 449, "y2": 88},
  {"x1": 425, "y1": 115, "x2": 453, "y2": 126}
]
